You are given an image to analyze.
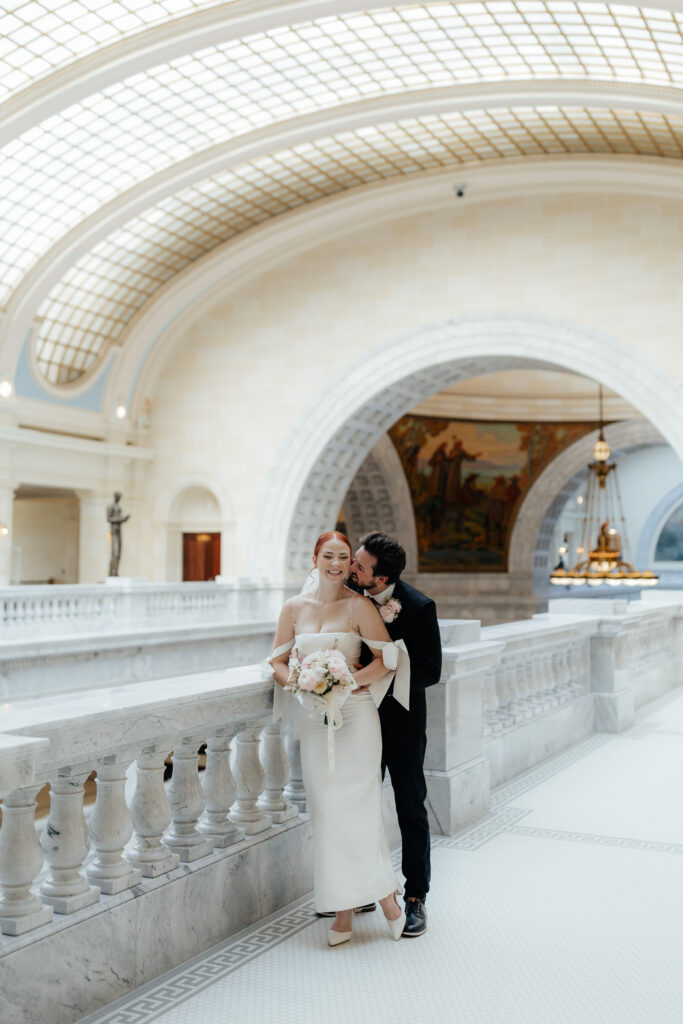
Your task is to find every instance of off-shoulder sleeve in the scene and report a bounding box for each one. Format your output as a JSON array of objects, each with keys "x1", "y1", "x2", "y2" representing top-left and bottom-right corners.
[
  {"x1": 261, "y1": 640, "x2": 295, "y2": 723},
  {"x1": 362, "y1": 637, "x2": 410, "y2": 710}
]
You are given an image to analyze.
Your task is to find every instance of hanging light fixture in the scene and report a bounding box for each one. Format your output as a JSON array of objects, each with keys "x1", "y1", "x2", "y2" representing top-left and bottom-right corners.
[{"x1": 550, "y1": 385, "x2": 658, "y2": 589}]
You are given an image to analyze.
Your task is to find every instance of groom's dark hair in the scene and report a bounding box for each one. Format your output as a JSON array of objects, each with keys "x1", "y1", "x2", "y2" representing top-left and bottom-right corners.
[{"x1": 359, "y1": 532, "x2": 406, "y2": 584}]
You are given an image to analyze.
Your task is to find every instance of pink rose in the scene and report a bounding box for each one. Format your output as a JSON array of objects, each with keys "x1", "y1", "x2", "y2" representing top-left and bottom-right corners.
[{"x1": 379, "y1": 598, "x2": 402, "y2": 623}]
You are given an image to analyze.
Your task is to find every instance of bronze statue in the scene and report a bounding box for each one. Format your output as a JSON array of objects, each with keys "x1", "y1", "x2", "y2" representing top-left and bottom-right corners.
[{"x1": 106, "y1": 491, "x2": 130, "y2": 577}]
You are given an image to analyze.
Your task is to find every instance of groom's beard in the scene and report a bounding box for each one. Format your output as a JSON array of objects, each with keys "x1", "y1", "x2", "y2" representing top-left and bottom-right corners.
[{"x1": 344, "y1": 577, "x2": 363, "y2": 593}]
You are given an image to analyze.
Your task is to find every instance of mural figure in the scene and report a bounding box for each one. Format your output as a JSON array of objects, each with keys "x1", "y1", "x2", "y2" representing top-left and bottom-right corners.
[{"x1": 389, "y1": 416, "x2": 594, "y2": 572}]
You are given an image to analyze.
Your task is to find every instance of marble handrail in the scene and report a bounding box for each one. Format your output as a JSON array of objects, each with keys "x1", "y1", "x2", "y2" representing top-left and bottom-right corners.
[
  {"x1": 0, "y1": 665, "x2": 301, "y2": 937},
  {"x1": 0, "y1": 580, "x2": 293, "y2": 628}
]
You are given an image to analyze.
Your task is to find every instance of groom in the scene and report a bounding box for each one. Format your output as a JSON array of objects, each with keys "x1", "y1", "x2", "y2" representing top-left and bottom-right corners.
[{"x1": 348, "y1": 532, "x2": 442, "y2": 937}]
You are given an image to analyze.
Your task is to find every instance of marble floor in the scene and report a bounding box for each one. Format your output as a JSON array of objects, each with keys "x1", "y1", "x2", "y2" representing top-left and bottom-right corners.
[{"x1": 80, "y1": 688, "x2": 683, "y2": 1024}]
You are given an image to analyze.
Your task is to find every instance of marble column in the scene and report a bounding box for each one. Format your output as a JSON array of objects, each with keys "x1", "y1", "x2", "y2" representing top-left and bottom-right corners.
[
  {"x1": 258, "y1": 724, "x2": 298, "y2": 824},
  {"x1": 40, "y1": 771, "x2": 101, "y2": 913},
  {"x1": 0, "y1": 784, "x2": 54, "y2": 935},
  {"x1": 76, "y1": 490, "x2": 109, "y2": 583},
  {"x1": 127, "y1": 748, "x2": 180, "y2": 877},
  {"x1": 164, "y1": 741, "x2": 213, "y2": 862},
  {"x1": 198, "y1": 733, "x2": 243, "y2": 848},
  {"x1": 86, "y1": 757, "x2": 142, "y2": 894},
  {"x1": 229, "y1": 725, "x2": 270, "y2": 834},
  {"x1": 0, "y1": 482, "x2": 16, "y2": 586}
]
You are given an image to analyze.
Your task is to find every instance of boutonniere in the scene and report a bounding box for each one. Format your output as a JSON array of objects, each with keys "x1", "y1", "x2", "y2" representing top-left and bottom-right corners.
[{"x1": 379, "y1": 598, "x2": 401, "y2": 623}]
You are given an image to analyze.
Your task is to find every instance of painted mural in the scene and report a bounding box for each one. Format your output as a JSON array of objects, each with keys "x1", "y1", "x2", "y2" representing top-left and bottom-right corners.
[{"x1": 389, "y1": 415, "x2": 594, "y2": 572}]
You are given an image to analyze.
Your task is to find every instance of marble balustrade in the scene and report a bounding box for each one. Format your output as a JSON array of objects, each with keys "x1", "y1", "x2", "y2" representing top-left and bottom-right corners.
[
  {"x1": 423, "y1": 596, "x2": 683, "y2": 823},
  {"x1": 0, "y1": 664, "x2": 303, "y2": 940},
  {"x1": 0, "y1": 580, "x2": 289, "y2": 628}
]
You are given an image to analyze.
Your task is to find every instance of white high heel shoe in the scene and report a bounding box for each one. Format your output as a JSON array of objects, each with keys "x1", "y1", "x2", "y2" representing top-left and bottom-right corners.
[
  {"x1": 328, "y1": 927, "x2": 352, "y2": 947},
  {"x1": 385, "y1": 909, "x2": 406, "y2": 941},
  {"x1": 382, "y1": 893, "x2": 406, "y2": 941}
]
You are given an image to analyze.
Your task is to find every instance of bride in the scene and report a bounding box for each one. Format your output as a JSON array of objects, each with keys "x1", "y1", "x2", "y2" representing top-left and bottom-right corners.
[{"x1": 269, "y1": 530, "x2": 406, "y2": 946}]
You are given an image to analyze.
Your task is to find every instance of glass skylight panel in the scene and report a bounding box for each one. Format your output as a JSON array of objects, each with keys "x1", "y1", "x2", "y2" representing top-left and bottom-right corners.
[
  {"x1": 5, "y1": 3, "x2": 683, "y2": 313},
  {"x1": 0, "y1": 0, "x2": 230, "y2": 102},
  {"x1": 32, "y1": 103, "x2": 683, "y2": 386}
]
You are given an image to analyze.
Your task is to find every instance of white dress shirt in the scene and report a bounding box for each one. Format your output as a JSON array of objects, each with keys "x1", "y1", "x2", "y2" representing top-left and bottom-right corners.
[{"x1": 364, "y1": 582, "x2": 396, "y2": 606}]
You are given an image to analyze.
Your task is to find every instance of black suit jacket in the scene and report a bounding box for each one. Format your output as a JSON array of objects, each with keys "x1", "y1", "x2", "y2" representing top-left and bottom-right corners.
[{"x1": 361, "y1": 579, "x2": 442, "y2": 694}]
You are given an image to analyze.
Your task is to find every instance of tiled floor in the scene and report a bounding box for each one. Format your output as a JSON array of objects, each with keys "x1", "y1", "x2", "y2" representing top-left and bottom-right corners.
[{"x1": 81, "y1": 689, "x2": 683, "y2": 1024}]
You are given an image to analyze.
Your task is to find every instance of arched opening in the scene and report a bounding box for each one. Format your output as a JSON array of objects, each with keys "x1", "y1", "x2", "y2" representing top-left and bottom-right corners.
[
  {"x1": 166, "y1": 484, "x2": 223, "y2": 582},
  {"x1": 253, "y1": 316, "x2": 682, "y2": 617}
]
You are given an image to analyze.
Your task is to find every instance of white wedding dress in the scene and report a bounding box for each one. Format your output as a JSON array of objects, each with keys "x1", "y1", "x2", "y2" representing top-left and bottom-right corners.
[{"x1": 271, "y1": 630, "x2": 401, "y2": 913}]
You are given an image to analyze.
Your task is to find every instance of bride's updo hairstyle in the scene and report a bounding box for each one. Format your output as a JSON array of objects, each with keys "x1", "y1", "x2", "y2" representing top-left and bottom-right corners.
[{"x1": 313, "y1": 530, "x2": 352, "y2": 558}]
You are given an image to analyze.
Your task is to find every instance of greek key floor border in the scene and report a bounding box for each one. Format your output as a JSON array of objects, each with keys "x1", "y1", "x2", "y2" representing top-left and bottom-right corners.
[
  {"x1": 79, "y1": 844, "x2": 405, "y2": 1024},
  {"x1": 509, "y1": 825, "x2": 683, "y2": 856},
  {"x1": 77, "y1": 895, "x2": 320, "y2": 1024}
]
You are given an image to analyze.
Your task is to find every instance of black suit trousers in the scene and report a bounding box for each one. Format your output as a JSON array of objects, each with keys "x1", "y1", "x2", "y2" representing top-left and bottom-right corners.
[{"x1": 379, "y1": 689, "x2": 430, "y2": 900}]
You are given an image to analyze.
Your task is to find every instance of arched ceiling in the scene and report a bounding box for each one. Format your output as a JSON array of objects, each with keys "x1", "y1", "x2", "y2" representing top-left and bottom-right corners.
[{"x1": 3, "y1": 0, "x2": 683, "y2": 399}]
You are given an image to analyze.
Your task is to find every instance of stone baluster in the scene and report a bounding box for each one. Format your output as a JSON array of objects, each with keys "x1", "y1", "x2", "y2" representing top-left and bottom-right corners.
[
  {"x1": 514, "y1": 658, "x2": 533, "y2": 717},
  {"x1": 229, "y1": 725, "x2": 270, "y2": 834},
  {"x1": 258, "y1": 724, "x2": 298, "y2": 824},
  {"x1": 198, "y1": 732, "x2": 243, "y2": 848},
  {"x1": 127, "y1": 748, "x2": 180, "y2": 877},
  {"x1": 40, "y1": 770, "x2": 100, "y2": 913},
  {"x1": 282, "y1": 731, "x2": 306, "y2": 811},
  {"x1": 542, "y1": 650, "x2": 559, "y2": 706},
  {"x1": 164, "y1": 740, "x2": 213, "y2": 862},
  {"x1": 562, "y1": 646, "x2": 576, "y2": 697},
  {"x1": 493, "y1": 664, "x2": 513, "y2": 726},
  {"x1": 553, "y1": 647, "x2": 570, "y2": 701},
  {"x1": 481, "y1": 668, "x2": 501, "y2": 737},
  {"x1": 503, "y1": 661, "x2": 523, "y2": 722},
  {"x1": 532, "y1": 656, "x2": 544, "y2": 708},
  {"x1": 523, "y1": 657, "x2": 541, "y2": 712},
  {"x1": 0, "y1": 785, "x2": 54, "y2": 935},
  {"x1": 86, "y1": 756, "x2": 142, "y2": 894},
  {"x1": 563, "y1": 644, "x2": 579, "y2": 696},
  {"x1": 566, "y1": 643, "x2": 579, "y2": 694}
]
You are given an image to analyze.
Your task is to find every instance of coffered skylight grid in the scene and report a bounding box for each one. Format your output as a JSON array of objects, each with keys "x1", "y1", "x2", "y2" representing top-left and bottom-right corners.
[
  {"x1": 0, "y1": 0, "x2": 228, "y2": 103},
  {"x1": 5, "y1": 3, "x2": 683, "y2": 306},
  {"x1": 34, "y1": 105, "x2": 683, "y2": 385}
]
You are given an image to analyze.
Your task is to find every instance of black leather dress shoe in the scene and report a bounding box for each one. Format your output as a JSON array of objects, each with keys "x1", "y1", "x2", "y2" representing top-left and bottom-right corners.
[
  {"x1": 316, "y1": 903, "x2": 377, "y2": 918},
  {"x1": 402, "y1": 898, "x2": 427, "y2": 937}
]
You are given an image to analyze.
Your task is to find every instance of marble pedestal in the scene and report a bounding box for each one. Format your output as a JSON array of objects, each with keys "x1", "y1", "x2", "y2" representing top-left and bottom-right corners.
[
  {"x1": 425, "y1": 756, "x2": 490, "y2": 836},
  {"x1": 594, "y1": 688, "x2": 635, "y2": 732}
]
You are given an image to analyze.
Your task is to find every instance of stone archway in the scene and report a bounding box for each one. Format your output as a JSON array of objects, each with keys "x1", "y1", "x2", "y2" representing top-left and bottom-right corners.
[
  {"x1": 252, "y1": 315, "x2": 683, "y2": 582},
  {"x1": 343, "y1": 435, "x2": 418, "y2": 572}
]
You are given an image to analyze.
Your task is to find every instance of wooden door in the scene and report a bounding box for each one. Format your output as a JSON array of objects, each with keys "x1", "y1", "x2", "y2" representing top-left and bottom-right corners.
[{"x1": 182, "y1": 532, "x2": 221, "y2": 581}]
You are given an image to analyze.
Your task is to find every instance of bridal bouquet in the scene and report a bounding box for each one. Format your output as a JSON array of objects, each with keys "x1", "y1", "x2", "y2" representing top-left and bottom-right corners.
[{"x1": 286, "y1": 647, "x2": 357, "y2": 723}]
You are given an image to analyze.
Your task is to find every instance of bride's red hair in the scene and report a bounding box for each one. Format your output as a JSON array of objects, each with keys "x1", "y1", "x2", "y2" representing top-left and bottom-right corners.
[{"x1": 313, "y1": 530, "x2": 352, "y2": 558}]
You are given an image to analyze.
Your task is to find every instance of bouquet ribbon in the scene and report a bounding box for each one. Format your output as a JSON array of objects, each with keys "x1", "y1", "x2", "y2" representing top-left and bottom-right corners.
[{"x1": 325, "y1": 690, "x2": 345, "y2": 772}]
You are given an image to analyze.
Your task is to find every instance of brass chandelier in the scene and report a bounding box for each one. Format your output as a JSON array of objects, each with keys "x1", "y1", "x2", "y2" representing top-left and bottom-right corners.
[{"x1": 550, "y1": 387, "x2": 658, "y2": 589}]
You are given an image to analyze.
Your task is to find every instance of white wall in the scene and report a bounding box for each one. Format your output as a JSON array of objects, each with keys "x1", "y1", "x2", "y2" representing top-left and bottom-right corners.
[
  {"x1": 13, "y1": 497, "x2": 79, "y2": 584},
  {"x1": 134, "y1": 192, "x2": 683, "y2": 581}
]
